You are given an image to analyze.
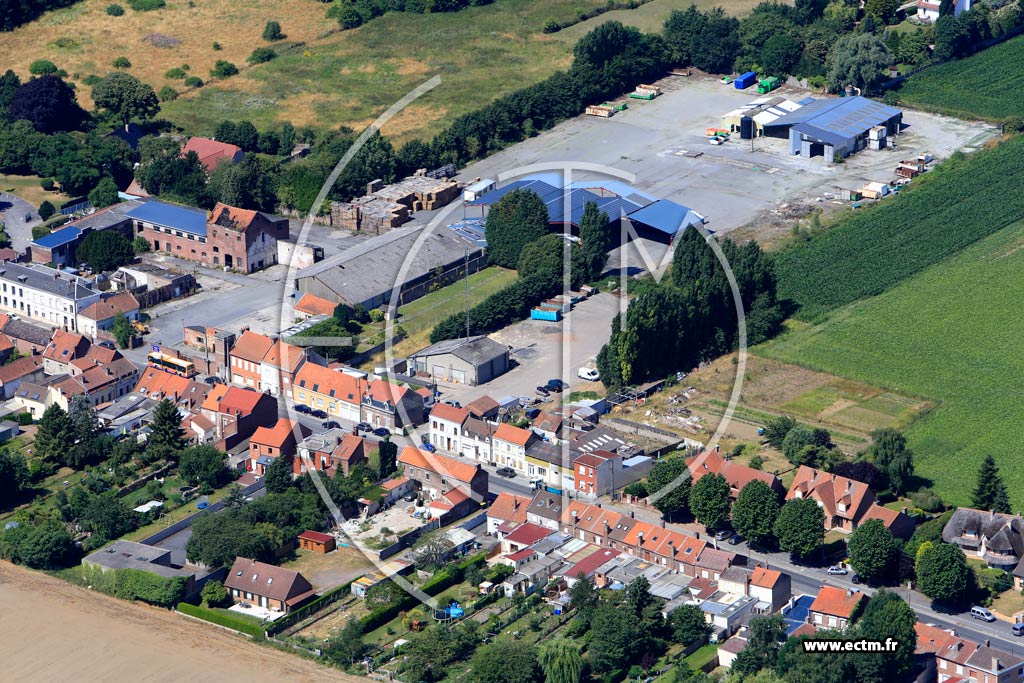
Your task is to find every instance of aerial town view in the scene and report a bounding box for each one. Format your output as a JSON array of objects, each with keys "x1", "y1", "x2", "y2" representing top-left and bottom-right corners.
[{"x1": 2, "y1": 0, "x2": 1024, "y2": 681}]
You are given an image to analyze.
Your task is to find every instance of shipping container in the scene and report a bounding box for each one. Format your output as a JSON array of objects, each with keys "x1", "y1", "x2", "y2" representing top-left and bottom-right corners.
[
  {"x1": 757, "y1": 76, "x2": 780, "y2": 94},
  {"x1": 629, "y1": 92, "x2": 655, "y2": 100},
  {"x1": 586, "y1": 105, "x2": 615, "y2": 118},
  {"x1": 531, "y1": 308, "x2": 562, "y2": 322},
  {"x1": 734, "y1": 72, "x2": 757, "y2": 89}
]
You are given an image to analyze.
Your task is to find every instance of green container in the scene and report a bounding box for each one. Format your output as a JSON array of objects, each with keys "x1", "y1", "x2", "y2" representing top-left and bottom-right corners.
[{"x1": 629, "y1": 92, "x2": 654, "y2": 100}]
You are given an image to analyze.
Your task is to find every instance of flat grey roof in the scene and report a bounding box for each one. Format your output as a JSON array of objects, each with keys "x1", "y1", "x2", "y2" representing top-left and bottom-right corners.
[
  {"x1": 411, "y1": 335, "x2": 508, "y2": 367},
  {"x1": 83, "y1": 540, "x2": 194, "y2": 579},
  {"x1": 0, "y1": 262, "x2": 96, "y2": 300}
]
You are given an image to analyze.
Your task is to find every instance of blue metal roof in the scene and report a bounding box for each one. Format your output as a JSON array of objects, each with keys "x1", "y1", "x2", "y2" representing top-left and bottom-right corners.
[
  {"x1": 626, "y1": 199, "x2": 702, "y2": 237},
  {"x1": 469, "y1": 180, "x2": 644, "y2": 227},
  {"x1": 783, "y1": 594, "x2": 815, "y2": 635},
  {"x1": 125, "y1": 200, "x2": 208, "y2": 236},
  {"x1": 792, "y1": 123, "x2": 849, "y2": 147},
  {"x1": 767, "y1": 96, "x2": 901, "y2": 141},
  {"x1": 465, "y1": 179, "x2": 562, "y2": 207},
  {"x1": 448, "y1": 218, "x2": 487, "y2": 249},
  {"x1": 32, "y1": 226, "x2": 82, "y2": 249}
]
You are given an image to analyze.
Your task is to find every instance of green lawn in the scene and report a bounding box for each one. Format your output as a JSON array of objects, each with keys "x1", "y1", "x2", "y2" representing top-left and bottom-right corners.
[
  {"x1": 759, "y1": 218, "x2": 1024, "y2": 509},
  {"x1": 896, "y1": 34, "x2": 1024, "y2": 120},
  {"x1": 684, "y1": 643, "x2": 718, "y2": 670},
  {"x1": 397, "y1": 267, "x2": 517, "y2": 335},
  {"x1": 121, "y1": 480, "x2": 235, "y2": 542},
  {"x1": 159, "y1": 0, "x2": 615, "y2": 143}
]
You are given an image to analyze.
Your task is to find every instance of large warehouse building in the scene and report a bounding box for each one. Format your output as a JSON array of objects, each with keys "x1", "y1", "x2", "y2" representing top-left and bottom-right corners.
[
  {"x1": 464, "y1": 176, "x2": 704, "y2": 245},
  {"x1": 764, "y1": 96, "x2": 903, "y2": 163}
]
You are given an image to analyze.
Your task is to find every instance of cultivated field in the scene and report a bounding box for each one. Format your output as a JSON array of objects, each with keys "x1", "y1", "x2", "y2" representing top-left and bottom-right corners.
[
  {"x1": 759, "y1": 219, "x2": 1024, "y2": 509},
  {"x1": 896, "y1": 34, "x2": 1024, "y2": 121},
  {"x1": 0, "y1": 561, "x2": 363, "y2": 682},
  {"x1": 158, "y1": 0, "x2": 618, "y2": 141}
]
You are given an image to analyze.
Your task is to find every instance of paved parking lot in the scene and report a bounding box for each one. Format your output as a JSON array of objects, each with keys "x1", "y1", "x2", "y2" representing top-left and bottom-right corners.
[{"x1": 439, "y1": 291, "x2": 620, "y2": 406}]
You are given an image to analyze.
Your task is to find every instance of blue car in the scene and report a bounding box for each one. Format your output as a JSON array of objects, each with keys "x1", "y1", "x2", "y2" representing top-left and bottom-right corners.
[{"x1": 422, "y1": 443, "x2": 437, "y2": 453}]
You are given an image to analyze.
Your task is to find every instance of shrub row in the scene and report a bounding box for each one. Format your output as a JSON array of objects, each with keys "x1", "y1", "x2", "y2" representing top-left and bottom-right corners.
[
  {"x1": 176, "y1": 602, "x2": 265, "y2": 639},
  {"x1": 265, "y1": 580, "x2": 353, "y2": 636}
]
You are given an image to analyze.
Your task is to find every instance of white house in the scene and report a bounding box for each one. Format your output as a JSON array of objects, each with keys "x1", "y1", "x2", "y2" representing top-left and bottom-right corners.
[{"x1": 916, "y1": 0, "x2": 971, "y2": 22}]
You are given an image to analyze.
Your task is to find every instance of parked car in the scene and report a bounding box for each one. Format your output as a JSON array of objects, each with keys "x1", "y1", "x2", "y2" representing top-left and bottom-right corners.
[
  {"x1": 1012, "y1": 622, "x2": 1024, "y2": 637},
  {"x1": 851, "y1": 573, "x2": 861, "y2": 584},
  {"x1": 97, "y1": 340, "x2": 116, "y2": 350},
  {"x1": 444, "y1": 400, "x2": 462, "y2": 408},
  {"x1": 496, "y1": 467, "x2": 516, "y2": 478},
  {"x1": 578, "y1": 367, "x2": 600, "y2": 381},
  {"x1": 322, "y1": 420, "x2": 341, "y2": 430},
  {"x1": 535, "y1": 386, "x2": 550, "y2": 397},
  {"x1": 545, "y1": 379, "x2": 567, "y2": 392},
  {"x1": 422, "y1": 443, "x2": 437, "y2": 453},
  {"x1": 971, "y1": 606, "x2": 996, "y2": 622},
  {"x1": 826, "y1": 565, "x2": 848, "y2": 576},
  {"x1": 310, "y1": 409, "x2": 329, "y2": 419},
  {"x1": 372, "y1": 427, "x2": 391, "y2": 438},
  {"x1": 728, "y1": 534, "x2": 743, "y2": 545},
  {"x1": 525, "y1": 407, "x2": 541, "y2": 420},
  {"x1": 714, "y1": 529, "x2": 732, "y2": 541},
  {"x1": 356, "y1": 422, "x2": 372, "y2": 432},
  {"x1": 294, "y1": 404, "x2": 312, "y2": 414}
]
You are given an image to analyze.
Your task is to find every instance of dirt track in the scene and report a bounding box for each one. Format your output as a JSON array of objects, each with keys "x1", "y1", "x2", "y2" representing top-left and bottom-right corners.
[{"x1": 0, "y1": 561, "x2": 368, "y2": 683}]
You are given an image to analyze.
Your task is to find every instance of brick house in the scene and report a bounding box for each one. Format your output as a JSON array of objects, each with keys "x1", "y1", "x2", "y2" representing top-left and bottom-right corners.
[
  {"x1": 224, "y1": 557, "x2": 315, "y2": 613},
  {"x1": 486, "y1": 492, "x2": 532, "y2": 535},
  {"x1": 249, "y1": 418, "x2": 311, "y2": 475},
  {"x1": 228, "y1": 330, "x2": 275, "y2": 390},
  {"x1": 42, "y1": 330, "x2": 91, "y2": 375},
  {"x1": 76, "y1": 292, "x2": 140, "y2": 338},
  {"x1": 786, "y1": 466, "x2": 877, "y2": 533},
  {"x1": 574, "y1": 449, "x2": 621, "y2": 498},
  {"x1": 688, "y1": 447, "x2": 785, "y2": 500},
  {"x1": 809, "y1": 586, "x2": 864, "y2": 631},
  {"x1": 199, "y1": 386, "x2": 278, "y2": 450},
  {"x1": 493, "y1": 423, "x2": 535, "y2": 473},
  {"x1": 934, "y1": 635, "x2": 1024, "y2": 683},
  {"x1": 295, "y1": 429, "x2": 367, "y2": 477},
  {"x1": 398, "y1": 446, "x2": 488, "y2": 518},
  {"x1": 292, "y1": 363, "x2": 365, "y2": 423},
  {"x1": 361, "y1": 379, "x2": 425, "y2": 431}
]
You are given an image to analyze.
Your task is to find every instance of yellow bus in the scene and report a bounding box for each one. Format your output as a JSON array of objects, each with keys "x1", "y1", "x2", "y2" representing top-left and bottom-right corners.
[{"x1": 147, "y1": 351, "x2": 197, "y2": 378}]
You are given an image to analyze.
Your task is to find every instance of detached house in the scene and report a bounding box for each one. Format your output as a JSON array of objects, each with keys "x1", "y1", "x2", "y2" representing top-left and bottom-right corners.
[
  {"x1": 809, "y1": 586, "x2": 864, "y2": 631},
  {"x1": 224, "y1": 557, "x2": 315, "y2": 614},
  {"x1": 688, "y1": 447, "x2": 785, "y2": 500},
  {"x1": 398, "y1": 446, "x2": 488, "y2": 519},
  {"x1": 199, "y1": 386, "x2": 278, "y2": 450},
  {"x1": 943, "y1": 507, "x2": 1024, "y2": 572},
  {"x1": 786, "y1": 466, "x2": 876, "y2": 533},
  {"x1": 487, "y1": 492, "x2": 531, "y2": 535}
]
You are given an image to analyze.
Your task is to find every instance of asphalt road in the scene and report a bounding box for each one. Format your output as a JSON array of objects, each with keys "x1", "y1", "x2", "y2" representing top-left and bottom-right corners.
[{"x1": 0, "y1": 192, "x2": 42, "y2": 251}]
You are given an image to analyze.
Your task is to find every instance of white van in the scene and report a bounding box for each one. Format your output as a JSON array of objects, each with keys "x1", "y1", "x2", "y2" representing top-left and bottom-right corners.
[
  {"x1": 971, "y1": 606, "x2": 996, "y2": 622},
  {"x1": 578, "y1": 367, "x2": 600, "y2": 381}
]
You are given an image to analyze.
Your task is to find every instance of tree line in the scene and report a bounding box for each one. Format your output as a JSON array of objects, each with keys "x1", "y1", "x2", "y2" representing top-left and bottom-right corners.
[{"x1": 597, "y1": 227, "x2": 783, "y2": 389}]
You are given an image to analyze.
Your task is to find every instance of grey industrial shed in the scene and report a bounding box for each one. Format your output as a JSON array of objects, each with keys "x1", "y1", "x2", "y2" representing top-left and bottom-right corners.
[{"x1": 408, "y1": 335, "x2": 510, "y2": 386}]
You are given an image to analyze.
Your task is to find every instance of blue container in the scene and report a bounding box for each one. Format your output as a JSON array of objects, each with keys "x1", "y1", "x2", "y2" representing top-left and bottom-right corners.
[{"x1": 734, "y1": 72, "x2": 757, "y2": 90}]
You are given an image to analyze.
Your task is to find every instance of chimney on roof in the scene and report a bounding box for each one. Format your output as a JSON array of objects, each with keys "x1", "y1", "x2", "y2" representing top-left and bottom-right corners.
[
  {"x1": 572, "y1": 510, "x2": 578, "y2": 525},
  {"x1": 847, "y1": 589, "x2": 853, "y2": 597},
  {"x1": 984, "y1": 639, "x2": 990, "y2": 648},
  {"x1": 513, "y1": 498, "x2": 519, "y2": 510},
  {"x1": 991, "y1": 510, "x2": 996, "y2": 520},
  {"x1": 993, "y1": 657, "x2": 1002, "y2": 671},
  {"x1": 902, "y1": 507, "x2": 908, "y2": 514},
  {"x1": 630, "y1": 510, "x2": 634, "y2": 519},
  {"x1": 661, "y1": 519, "x2": 666, "y2": 528}
]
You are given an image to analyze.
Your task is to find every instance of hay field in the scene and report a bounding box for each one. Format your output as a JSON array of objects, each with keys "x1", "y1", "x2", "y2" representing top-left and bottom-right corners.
[{"x1": 0, "y1": 0, "x2": 337, "y2": 109}]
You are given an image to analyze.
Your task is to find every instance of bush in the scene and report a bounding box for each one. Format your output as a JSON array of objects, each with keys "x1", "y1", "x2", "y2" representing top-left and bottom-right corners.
[
  {"x1": 106, "y1": 3, "x2": 124, "y2": 15},
  {"x1": 201, "y1": 580, "x2": 229, "y2": 607},
  {"x1": 29, "y1": 60, "x2": 58, "y2": 76},
  {"x1": 129, "y1": 0, "x2": 166, "y2": 10},
  {"x1": 112, "y1": 56, "x2": 131, "y2": 68},
  {"x1": 176, "y1": 602, "x2": 264, "y2": 638},
  {"x1": 909, "y1": 487, "x2": 945, "y2": 513},
  {"x1": 157, "y1": 86, "x2": 178, "y2": 102},
  {"x1": 40, "y1": 178, "x2": 55, "y2": 191},
  {"x1": 262, "y1": 20, "x2": 284, "y2": 40},
  {"x1": 16, "y1": 412, "x2": 33, "y2": 426},
  {"x1": 183, "y1": 76, "x2": 203, "y2": 88},
  {"x1": 132, "y1": 236, "x2": 151, "y2": 253},
  {"x1": 165, "y1": 67, "x2": 186, "y2": 79},
  {"x1": 368, "y1": 308, "x2": 385, "y2": 322},
  {"x1": 247, "y1": 48, "x2": 277, "y2": 65},
  {"x1": 82, "y1": 74, "x2": 103, "y2": 87},
  {"x1": 210, "y1": 60, "x2": 238, "y2": 78},
  {"x1": 38, "y1": 201, "x2": 55, "y2": 221},
  {"x1": 212, "y1": 41, "x2": 222, "y2": 51},
  {"x1": 543, "y1": 19, "x2": 561, "y2": 33}
]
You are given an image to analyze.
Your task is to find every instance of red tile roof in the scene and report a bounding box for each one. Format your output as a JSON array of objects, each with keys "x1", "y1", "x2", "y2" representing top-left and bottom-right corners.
[
  {"x1": 566, "y1": 547, "x2": 620, "y2": 579},
  {"x1": 504, "y1": 522, "x2": 554, "y2": 546},
  {"x1": 366, "y1": 379, "x2": 409, "y2": 404},
  {"x1": 294, "y1": 292, "x2": 337, "y2": 318},
  {"x1": 381, "y1": 476, "x2": 410, "y2": 491},
  {"x1": 230, "y1": 330, "x2": 275, "y2": 364},
  {"x1": 135, "y1": 367, "x2": 209, "y2": 405},
  {"x1": 397, "y1": 445, "x2": 482, "y2": 484},
  {"x1": 506, "y1": 548, "x2": 536, "y2": 562},
  {"x1": 574, "y1": 449, "x2": 614, "y2": 469},
  {"x1": 430, "y1": 403, "x2": 469, "y2": 424},
  {"x1": 687, "y1": 448, "x2": 782, "y2": 497},
  {"x1": 218, "y1": 386, "x2": 265, "y2": 415},
  {"x1": 79, "y1": 292, "x2": 139, "y2": 321},
  {"x1": 466, "y1": 395, "x2": 499, "y2": 417},
  {"x1": 251, "y1": 418, "x2": 308, "y2": 449},
  {"x1": 750, "y1": 566, "x2": 782, "y2": 589},
  {"x1": 0, "y1": 355, "x2": 41, "y2": 384},
  {"x1": 332, "y1": 434, "x2": 364, "y2": 463},
  {"x1": 224, "y1": 557, "x2": 314, "y2": 604},
  {"x1": 182, "y1": 137, "x2": 244, "y2": 172},
  {"x1": 915, "y1": 622, "x2": 960, "y2": 655},
  {"x1": 43, "y1": 330, "x2": 88, "y2": 363},
  {"x1": 262, "y1": 340, "x2": 306, "y2": 372},
  {"x1": 294, "y1": 363, "x2": 365, "y2": 404},
  {"x1": 787, "y1": 466, "x2": 876, "y2": 525},
  {"x1": 495, "y1": 422, "x2": 532, "y2": 447},
  {"x1": 810, "y1": 586, "x2": 864, "y2": 619},
  {"x1": 488, "y1": 492, "x2": 531, "y2": 526}
]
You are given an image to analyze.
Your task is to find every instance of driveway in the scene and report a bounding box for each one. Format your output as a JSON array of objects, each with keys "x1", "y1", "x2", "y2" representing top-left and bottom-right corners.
[{"x1": 0, "y1": 192, "x2": 42, "y2": 251}]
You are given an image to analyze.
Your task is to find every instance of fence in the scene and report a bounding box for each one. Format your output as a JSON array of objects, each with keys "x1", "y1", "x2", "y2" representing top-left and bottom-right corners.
[
  {"x1": 139, "y1": 478, "x2": 264, "y2": 546},
  {"x1": 266, "y1": 580, "x2": 354, "y2": 636},
  {"x1": 378, "y1": 517, "x2": 440, "y2": 561},
  {"x1": 116, "y1": 462, "x2": 175, "y2": 498}
]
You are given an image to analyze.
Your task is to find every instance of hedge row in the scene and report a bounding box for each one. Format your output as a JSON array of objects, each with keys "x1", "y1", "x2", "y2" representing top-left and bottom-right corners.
[
  {"x1": 265, "y1": 580, "x2": 353, "y2": 636},
  {"x1": 176, "y1": 602, "x2": 265, "y2": 639}
]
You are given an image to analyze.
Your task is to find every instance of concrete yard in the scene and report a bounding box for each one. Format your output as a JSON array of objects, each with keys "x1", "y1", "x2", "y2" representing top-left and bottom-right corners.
[{"x1": 453, "y1": 75, "x2": 998, "y2": 236}]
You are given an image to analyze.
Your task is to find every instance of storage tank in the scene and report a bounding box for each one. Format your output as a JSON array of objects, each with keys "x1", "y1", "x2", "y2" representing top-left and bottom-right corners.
[{"x1": 740, "y1": 116, "x2": 754, "y2": 140}]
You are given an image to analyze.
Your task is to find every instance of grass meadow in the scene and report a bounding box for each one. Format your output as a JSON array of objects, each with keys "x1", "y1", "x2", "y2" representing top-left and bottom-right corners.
[
  {"x1": 896, "y1": 34, "x2": 1024, "y2": 121},
  {"x1": 759, "y1": 219, "x2": 1024, "y2": 509}
]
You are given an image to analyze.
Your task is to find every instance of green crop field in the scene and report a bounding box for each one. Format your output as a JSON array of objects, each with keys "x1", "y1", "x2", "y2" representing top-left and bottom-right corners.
[
  {"x1": 775, "y1": 134, "x2": 1024, "y2": 321},
  {"x1": 760, "y1": 219, "x2": 1024, "y2": 509},
  {"x1": 896, "y1": 34, "x2": 1024, "y2": 121}
]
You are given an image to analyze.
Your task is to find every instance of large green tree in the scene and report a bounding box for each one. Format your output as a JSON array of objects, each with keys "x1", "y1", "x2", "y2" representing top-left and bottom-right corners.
[
  {"x1": 0, "y1": 450, "x2": 30, "y2": 508},
  {"x1": 916, "y1": 542, "x2": 971, "y2": 603},
  {"x1": 538, "y1": 639, "x2": 583, "y2": 683},
  {"x1": 147, "y1": 399, "x2": 186, "y2": 459},
  {"x1": 263, "y1": 455, "x2": 293, "y2": 494},
  {"x1": 868, "y1": 428, "x2": 915, "y2": 496},
  {"x1": 732, "y1": 480, "x2": 780, "y2": 547},
  {"x1": 578, "y1": 201, "x2": 612, "y2": 282},
  {"x1": 731, "y1": 615, "x2": 786, "y2": 677},
  {"x1": 469, "y1": 640, "x2": 541, "y2": 683},
  {"x1": 34, "y1": 404, "x2": 73, "y2": 465},
  {"x1": 589, "y1": 603, "x2": 644, "y2": 674},
  {"x1": 7, "y1": 75, "x2": 87, "y2": 133},
  {"x1": 2, "y1": 520, "x2": 76, "y2": 569},
  {"x1": 762, "y1": 415, "x2": 797, "y2": 449},
  {"x1": 178, "y1": 445, "x2": 229, "y2": 492},
  {"x1": 646, "y1": 457, "x2": 691, "y2": 519},
  {"x1": 689, "y1": 472, "x2": 731, "y2": 532},
  {"x1": 91, "y1": 72, "x2": 160, "y2": 130},
  {"x1": 774, "y1": 497, "x2": 825, "y2": 560},
  {"x1": 484, "y1": 188, "x2": 549, "y2": 269},
  {"x1": 854, "y1": 589, "x2": 917, "y2": 682},
  {"x1": 76, "y1": 230, "x2": 134, "y2": 272},
  {"x1": 668, "y1": 604, "x2": 710, "y2": 646},
  {"x1": 847, "y1": 518, "x2": 899, "y2": 584},
  {"x1": 826, "y1": 33, "x2": 892, "y2": 95},
  {"x1": 971, "y1": 454, "x2": 1011, "y2": 513},
  {"x1": 185, "y1": 511, "x2": 274, "y2": 567},
  {"x1": 567, "y1": 574, "x2": 599, "y2": 626}
]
